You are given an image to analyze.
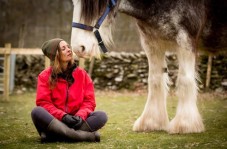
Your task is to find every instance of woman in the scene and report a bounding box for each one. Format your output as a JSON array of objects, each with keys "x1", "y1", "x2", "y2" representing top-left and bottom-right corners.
[{"x1": 31, "y1": 38, "x2": 107, "y2": 142}]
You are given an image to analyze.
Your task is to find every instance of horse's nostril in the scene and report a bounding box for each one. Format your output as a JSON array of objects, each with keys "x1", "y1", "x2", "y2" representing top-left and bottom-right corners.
[{"x1": 81, "y1": 46, "x2": 85, "y2": 52}]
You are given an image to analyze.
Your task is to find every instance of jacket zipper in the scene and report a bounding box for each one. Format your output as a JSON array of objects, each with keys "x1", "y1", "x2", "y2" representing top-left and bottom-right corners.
[{"x1": 65, "y1": 83, "x2": 69, "y2": 113}]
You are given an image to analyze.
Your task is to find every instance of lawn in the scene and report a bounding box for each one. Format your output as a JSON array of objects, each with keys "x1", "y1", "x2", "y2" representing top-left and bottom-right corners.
[{"x1": 0, "y1": 90, "x2": 226, "y2": 149}]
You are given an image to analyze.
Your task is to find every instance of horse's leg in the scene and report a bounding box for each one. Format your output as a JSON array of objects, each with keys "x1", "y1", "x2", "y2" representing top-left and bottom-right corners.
[
  {"x1": 133, "y1": 36, "x2": 169, "y2": 132},
  {"x1": 168, "y1": 31, "x2": 205, "y2": 134}
]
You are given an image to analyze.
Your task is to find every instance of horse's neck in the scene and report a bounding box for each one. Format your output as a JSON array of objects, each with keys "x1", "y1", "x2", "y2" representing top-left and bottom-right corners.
[
  {"x1": 118, "y1": 0, "x2": 134, "y2": 14},
  {"x1": 118, "y1": 0, "x2": 165, "y2": 21},
  {"x1": 118, "y1": 0, "x2": 179, "y2": 21},
  {"x1": 118, "y1": 0, "x2": 145, "y2": 20}
]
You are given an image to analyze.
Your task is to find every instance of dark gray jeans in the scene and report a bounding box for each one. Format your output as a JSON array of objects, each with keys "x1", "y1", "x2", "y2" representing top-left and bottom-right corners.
[{"x1": 31, "y1": 106, "x2": 108, "y2": 137}]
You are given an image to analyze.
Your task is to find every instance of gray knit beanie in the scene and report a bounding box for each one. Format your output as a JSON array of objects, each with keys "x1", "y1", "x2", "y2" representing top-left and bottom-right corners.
[{"x1": 41, "y1": 38, "x2": 63, "y2": 61}]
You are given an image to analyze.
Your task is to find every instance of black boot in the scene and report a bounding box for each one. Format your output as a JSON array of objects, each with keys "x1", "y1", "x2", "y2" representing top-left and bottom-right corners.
[
  {"x1": 47, "y1": 118, "x2": 100, "y2": 142},
  {"x1": 79, "y1": 121, "x2": 93, "y2": 132}
]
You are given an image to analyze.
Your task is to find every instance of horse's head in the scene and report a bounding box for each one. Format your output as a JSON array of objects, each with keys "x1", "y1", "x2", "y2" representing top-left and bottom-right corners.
[{"x1": 71, "y1": 0, "x2": 116, "y2": 59}]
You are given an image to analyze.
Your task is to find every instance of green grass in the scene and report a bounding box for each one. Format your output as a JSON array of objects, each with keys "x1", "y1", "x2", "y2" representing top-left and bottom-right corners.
[{"x1": 0, "y1": 90, "x2": 226, "y2": 149}]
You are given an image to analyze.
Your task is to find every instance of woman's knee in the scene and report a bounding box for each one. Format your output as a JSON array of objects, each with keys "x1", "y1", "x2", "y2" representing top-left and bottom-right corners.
[
  {"x1": 31, "y1": 106, "x2": 54, "y2": 127},
  {"x1": 31, "y1": 106, "x2": 54, "y2": 122},
  {"x1": 92, "y1": 111, "x2": 108, "y2": 124},
  {"x1": 31, "y1": 106, "x2": 46, "y2": 119},
  {"x1": 86, "y1": 111, "x2": 108, "y2": 131}
]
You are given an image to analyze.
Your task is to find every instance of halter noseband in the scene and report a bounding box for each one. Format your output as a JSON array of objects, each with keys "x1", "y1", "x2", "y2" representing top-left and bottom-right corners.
[{"x1": 72, "y1": 0, "x2": 117, "y2": 53}]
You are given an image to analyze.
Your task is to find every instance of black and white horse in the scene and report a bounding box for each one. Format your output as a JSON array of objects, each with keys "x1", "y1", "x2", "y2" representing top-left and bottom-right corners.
[{"x1": 70, "y1": 0, "x2": 227, "y2": 134}]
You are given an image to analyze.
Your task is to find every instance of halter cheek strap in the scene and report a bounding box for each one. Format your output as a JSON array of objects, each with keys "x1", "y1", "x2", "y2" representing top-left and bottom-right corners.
[{"x1": 72, "y1": 0, "x2": 117, "y2": 53}]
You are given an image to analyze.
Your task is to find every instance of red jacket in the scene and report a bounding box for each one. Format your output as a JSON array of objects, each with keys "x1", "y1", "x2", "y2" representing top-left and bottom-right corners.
[{"x1": 36, "y1": 67, "x2": 96, "y2": 121}]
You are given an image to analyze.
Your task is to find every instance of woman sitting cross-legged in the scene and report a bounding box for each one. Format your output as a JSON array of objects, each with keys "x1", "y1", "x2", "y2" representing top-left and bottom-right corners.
[{"x1": 31, "y1": 38, "x2": 108, "y2": 142}]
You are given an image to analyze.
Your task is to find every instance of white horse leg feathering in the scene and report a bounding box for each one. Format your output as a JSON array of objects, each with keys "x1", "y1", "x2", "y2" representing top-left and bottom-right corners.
[
  {"x1": 133, "y1": 24, "x2": 170, "y2": 131},
  {"x1": 168, "y1": 30, "x2": 204, "y2": 134}
]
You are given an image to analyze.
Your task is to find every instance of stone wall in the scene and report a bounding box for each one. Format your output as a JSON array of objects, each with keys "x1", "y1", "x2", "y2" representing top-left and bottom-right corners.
[
  {"x1": 14, "y1": 52, "x2": 227, "y2": 92},
  {"x1": 90, "y1": 52, "x2": 227, "y2": 91}
]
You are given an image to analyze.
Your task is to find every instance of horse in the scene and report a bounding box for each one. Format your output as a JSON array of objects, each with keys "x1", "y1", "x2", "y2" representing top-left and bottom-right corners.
[{"x1": 70, "y1": 0, "x2": 227, "y2": 134}]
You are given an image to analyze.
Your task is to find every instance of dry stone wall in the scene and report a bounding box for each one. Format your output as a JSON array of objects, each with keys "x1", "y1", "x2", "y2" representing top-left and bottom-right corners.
[{"x1": 14, "y1": 52, "x2": 227, "y2": 92}]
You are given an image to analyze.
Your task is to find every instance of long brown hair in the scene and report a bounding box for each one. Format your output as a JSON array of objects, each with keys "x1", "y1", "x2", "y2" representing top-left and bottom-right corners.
[{"x1": 49, "y1": 46, "x2": 75, "y2": 89}]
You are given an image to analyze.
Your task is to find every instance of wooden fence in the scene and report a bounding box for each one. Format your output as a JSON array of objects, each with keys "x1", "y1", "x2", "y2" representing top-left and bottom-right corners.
[
  {"x1": 0, "y1": 43, "x2": 214, "y2": 101},
  {"x1": 0, "y1": 43, "x2": 50, "y2": 101}
]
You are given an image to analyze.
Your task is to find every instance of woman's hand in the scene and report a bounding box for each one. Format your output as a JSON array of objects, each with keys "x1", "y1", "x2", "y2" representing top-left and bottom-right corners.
[{"x1": 62, "y1": 114, "x2": 83, "y2": 129}]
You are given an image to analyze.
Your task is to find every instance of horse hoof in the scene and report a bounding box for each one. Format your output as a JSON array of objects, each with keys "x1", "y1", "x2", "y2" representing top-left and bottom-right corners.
[
  {"x1": 168, "y1": 117, "x2": 205, "y2": 134},
  {"x1": 133, "y1": 116, "x2": 169, "y2": 132}
]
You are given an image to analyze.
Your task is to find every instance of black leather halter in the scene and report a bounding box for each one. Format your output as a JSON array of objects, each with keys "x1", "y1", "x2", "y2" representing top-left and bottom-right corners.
[{"x1": 72, "y1": 0, "x2": 117, "y2": 53}]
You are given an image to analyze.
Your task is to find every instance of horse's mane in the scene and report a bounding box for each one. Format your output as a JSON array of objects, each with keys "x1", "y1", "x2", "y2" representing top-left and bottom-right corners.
[{"x1": 81, "y1": 0, "x2": 115, "y2": 25}]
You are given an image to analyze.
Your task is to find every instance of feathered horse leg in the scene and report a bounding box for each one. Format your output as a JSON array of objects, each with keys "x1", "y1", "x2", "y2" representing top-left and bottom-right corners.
[
  {"x1": 168, "y1": 30, "x2": 204, "y2": 134},
  {"x1": 133, "y1": 27, "x2": 169, "y2": 132}
]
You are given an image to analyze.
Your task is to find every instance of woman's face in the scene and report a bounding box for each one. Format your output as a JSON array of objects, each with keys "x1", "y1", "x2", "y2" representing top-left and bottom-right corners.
[{"x1": 58, "y1": 41, "x2": 73, "y2": 63}]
